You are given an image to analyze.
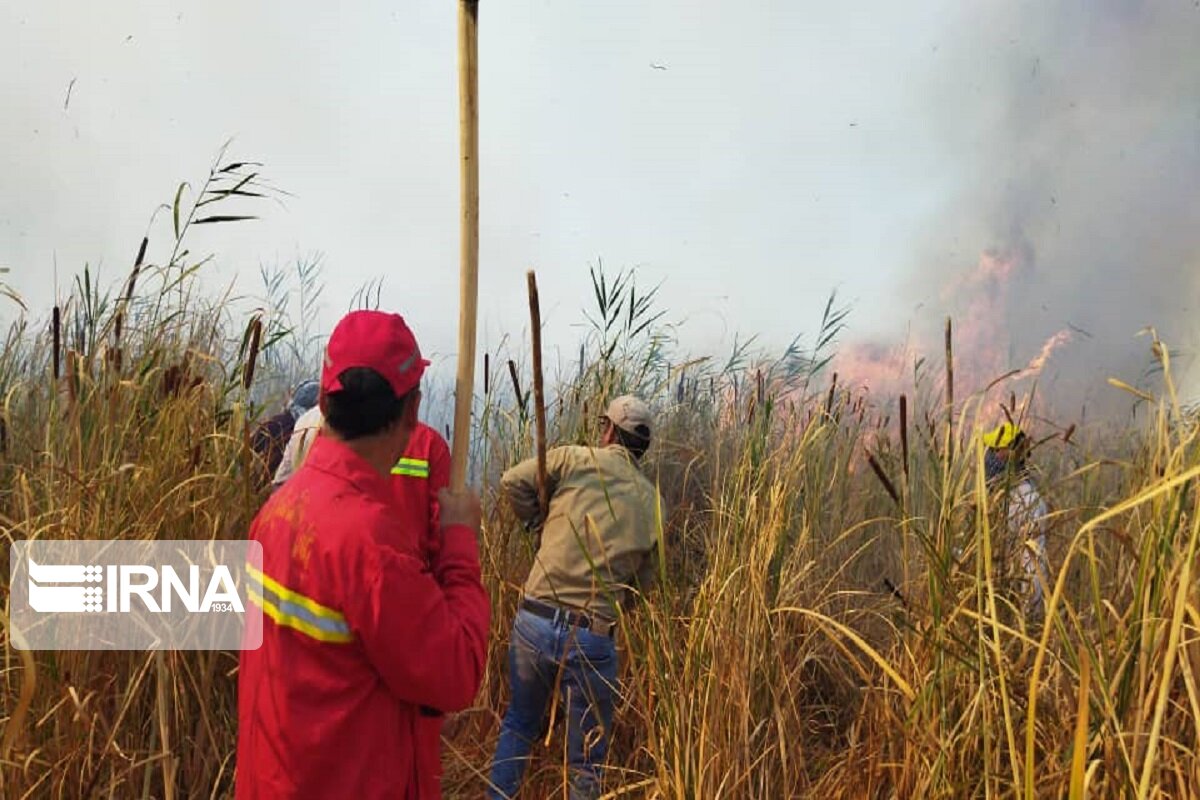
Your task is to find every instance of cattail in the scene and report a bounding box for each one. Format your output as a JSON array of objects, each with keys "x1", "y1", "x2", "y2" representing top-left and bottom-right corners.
[
  {"x1": 899, "y1": 394, "x2": 909, "y2": 480},
  {"x1": 161, "y1": 361, "x2": 195, "y2": 398},
  {"x1": 483, "y1": 352, "x2": 490, "y2": 395},
  {"x1": 882, "y1": 577, "x2": 909, "y2": 610},
  {"x1": 1063, "y1": 423, "x2": 1076, "y2": 444},
  {"x1": 242, "y1": 316, "x2": 262, "y2": 391},
  {"x1": 131, "y1": 236, "x2": 148, "y2": 291},
  {"x1": 52, "y1": 305, "x2": 61, "y2": 381},
  {"x1": 825, "y1": 372, "x2": 838, "y2": 416},
  {"x1": 445, "y1": 424, "x2": 451, "y2": 441},
  {"x1": 944, "y1": 317, "x2": 954, "y2": 456},
  {"x1": 507, "y1": 359, "x2": 523, "y2": 410},
  {"x1": 866, "y1": 450, "x2": 900, "y2": 506},
  {"x1": 115, "y1": 237, "x2": 146, "y2": 352},
  {"x1": 125, "y1": 265, "x2": 141, "y2": 302},
  {"x1": 756, "y1": 369, "x2": 764, "y2": 407}
]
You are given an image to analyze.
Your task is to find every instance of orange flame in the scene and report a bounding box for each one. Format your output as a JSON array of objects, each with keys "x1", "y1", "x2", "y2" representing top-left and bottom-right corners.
[
  {"x1": 1012, "y1": 329, "x2": 1073, "y2": 381},
  {"x1": 832, "y1": 247, "x2": 1072, "y2": 416}
]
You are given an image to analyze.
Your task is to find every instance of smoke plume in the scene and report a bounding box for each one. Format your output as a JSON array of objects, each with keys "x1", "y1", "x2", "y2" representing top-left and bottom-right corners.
[{"x1": 837, "y1": 1, "x2": 1200, "y2": 419}]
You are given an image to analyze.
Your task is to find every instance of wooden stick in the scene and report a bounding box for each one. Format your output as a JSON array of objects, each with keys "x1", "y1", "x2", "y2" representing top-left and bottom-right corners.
[
  {"x1": 450, "y1": 0, "x2": 480, "y2": 490},
  {"x1": 527, "y1": 270, "x2": 549, "y2": 521}
]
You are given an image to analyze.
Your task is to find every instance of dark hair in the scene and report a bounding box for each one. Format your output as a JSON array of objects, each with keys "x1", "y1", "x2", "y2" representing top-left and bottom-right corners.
[
  {"x1": 324, "y1": 368, "x2": 414, "y2": 440},
  {"x1": 612, "y1": 423, "x2": 651, "y2": 461}
]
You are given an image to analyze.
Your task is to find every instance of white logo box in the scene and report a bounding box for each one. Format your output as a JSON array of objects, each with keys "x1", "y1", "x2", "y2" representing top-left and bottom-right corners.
[{"x1": 9, "y1": 540, "x2": 263, "y2": 651}]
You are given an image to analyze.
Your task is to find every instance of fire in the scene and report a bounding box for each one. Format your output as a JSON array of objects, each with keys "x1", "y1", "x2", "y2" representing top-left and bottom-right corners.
[
  {"x1": 945, "y1": 248, "x2": 1020, "y2": 396},
  {"x1": 831, "y1": 246, "x2": 1072, "y2": 415},
  {"x1": 833, "y1": 341, "x2": 911, "y2": 397},
  {"x1": 1012, "y1": 329, "x2": 1073, "y2": 381}
]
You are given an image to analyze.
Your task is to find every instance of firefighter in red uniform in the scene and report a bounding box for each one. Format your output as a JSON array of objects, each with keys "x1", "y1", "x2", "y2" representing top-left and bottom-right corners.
[
  {"x1": 237, "y1": 310, "x2": 489, "y2": 799},
  {"x1": 272, "y1": 404, "x2": 455, "y2": 787}
]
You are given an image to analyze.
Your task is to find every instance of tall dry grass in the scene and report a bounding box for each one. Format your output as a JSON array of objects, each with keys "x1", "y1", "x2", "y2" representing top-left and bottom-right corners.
[{"x1": 2, "y1": 161, "x2": 1198, "y2": 798}]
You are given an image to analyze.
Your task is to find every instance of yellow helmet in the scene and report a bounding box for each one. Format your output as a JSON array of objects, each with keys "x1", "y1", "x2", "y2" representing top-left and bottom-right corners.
[{"x1": 981, "y1": 422, "x2": 1022, "y2": 450}]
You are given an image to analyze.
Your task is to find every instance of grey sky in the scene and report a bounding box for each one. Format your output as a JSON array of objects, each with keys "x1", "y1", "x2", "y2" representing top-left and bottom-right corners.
[{"x1": 2, "y1": 1, "x2": 1197, "y2": 400}]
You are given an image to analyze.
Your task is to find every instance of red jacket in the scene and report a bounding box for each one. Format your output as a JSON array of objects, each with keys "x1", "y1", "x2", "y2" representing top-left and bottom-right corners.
[{"x1": 237, "y1": 435, "x2": 489, "y2": 800}]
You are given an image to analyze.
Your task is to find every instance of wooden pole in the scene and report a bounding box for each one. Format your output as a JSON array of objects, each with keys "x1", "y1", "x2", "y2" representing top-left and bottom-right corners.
[
  {"x1": 450, "y1": 0, "x2": 480, "y2": 490},
  {"x1": 527, "y1": 270, "x2": 549, "y2": 521}
]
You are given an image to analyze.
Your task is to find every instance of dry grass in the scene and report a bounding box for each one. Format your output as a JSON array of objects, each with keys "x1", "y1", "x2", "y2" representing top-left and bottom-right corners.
[{"x1": 2, "y1": 165, "x2": 1199, "y2": 799}]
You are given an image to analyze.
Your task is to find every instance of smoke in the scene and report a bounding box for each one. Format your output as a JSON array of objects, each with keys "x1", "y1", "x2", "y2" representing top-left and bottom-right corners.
[{"x1": 838, "y1": 1, "x2": 1200, "y2": 418}]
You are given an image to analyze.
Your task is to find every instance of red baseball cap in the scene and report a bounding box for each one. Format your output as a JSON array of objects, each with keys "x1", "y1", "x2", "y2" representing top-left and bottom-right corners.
[{"x1": 320, "y1": 310, "x2": 429, "y2": 398}]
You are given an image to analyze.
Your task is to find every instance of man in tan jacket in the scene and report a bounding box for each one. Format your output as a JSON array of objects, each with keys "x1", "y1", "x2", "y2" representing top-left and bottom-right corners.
[{"x1": 487, "y1": 396, "x2": 662, "y2": 800}]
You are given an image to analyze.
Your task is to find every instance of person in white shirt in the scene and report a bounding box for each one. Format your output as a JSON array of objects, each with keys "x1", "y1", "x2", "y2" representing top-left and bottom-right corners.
[
  {"x1": 272, "y1": 405, "x2": 324, "y2": 488},
  {"x1": 982, "y1": 422, "x2": 1050, "y2": 620}
]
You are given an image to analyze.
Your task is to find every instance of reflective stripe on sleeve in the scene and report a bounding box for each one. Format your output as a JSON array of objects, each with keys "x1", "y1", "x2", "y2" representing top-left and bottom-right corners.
[
  {"x1": 391, "y1": 457, "x2": 430, "y2": 478},
  {"x1": 246, "y1": 562, "x2": 353, "y2": 644}
]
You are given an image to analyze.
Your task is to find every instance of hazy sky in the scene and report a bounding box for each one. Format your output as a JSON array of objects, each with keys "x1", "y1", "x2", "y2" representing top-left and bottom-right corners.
[{"x1": 2, "y1": 1, "x2": 1198, "y2": 397}]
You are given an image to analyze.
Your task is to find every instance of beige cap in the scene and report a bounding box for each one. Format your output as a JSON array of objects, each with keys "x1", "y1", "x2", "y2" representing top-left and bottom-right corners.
[{"x1": 604, "y1": 395, "x2": 652, "y2": 436}]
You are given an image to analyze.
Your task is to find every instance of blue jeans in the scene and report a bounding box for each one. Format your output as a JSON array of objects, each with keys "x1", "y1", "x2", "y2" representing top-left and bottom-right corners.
[{"x1": 487, "y1": 606, "x2": 618, "y2": 800}]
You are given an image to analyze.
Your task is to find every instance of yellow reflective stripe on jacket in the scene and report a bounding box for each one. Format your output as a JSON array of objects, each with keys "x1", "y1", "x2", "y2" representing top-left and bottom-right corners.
[
  {"x1": 246, "y1": 563, "x2": 353, "y2": 644},
  {"x1": 391, "y1": 457, "x2": 429, "y2": 478}
]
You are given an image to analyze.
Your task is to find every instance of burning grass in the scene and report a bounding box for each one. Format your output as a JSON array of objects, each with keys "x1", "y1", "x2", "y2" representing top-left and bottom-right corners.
[{"x1": 2, "y1": 165, "x2": 1199, "y2": 798}]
